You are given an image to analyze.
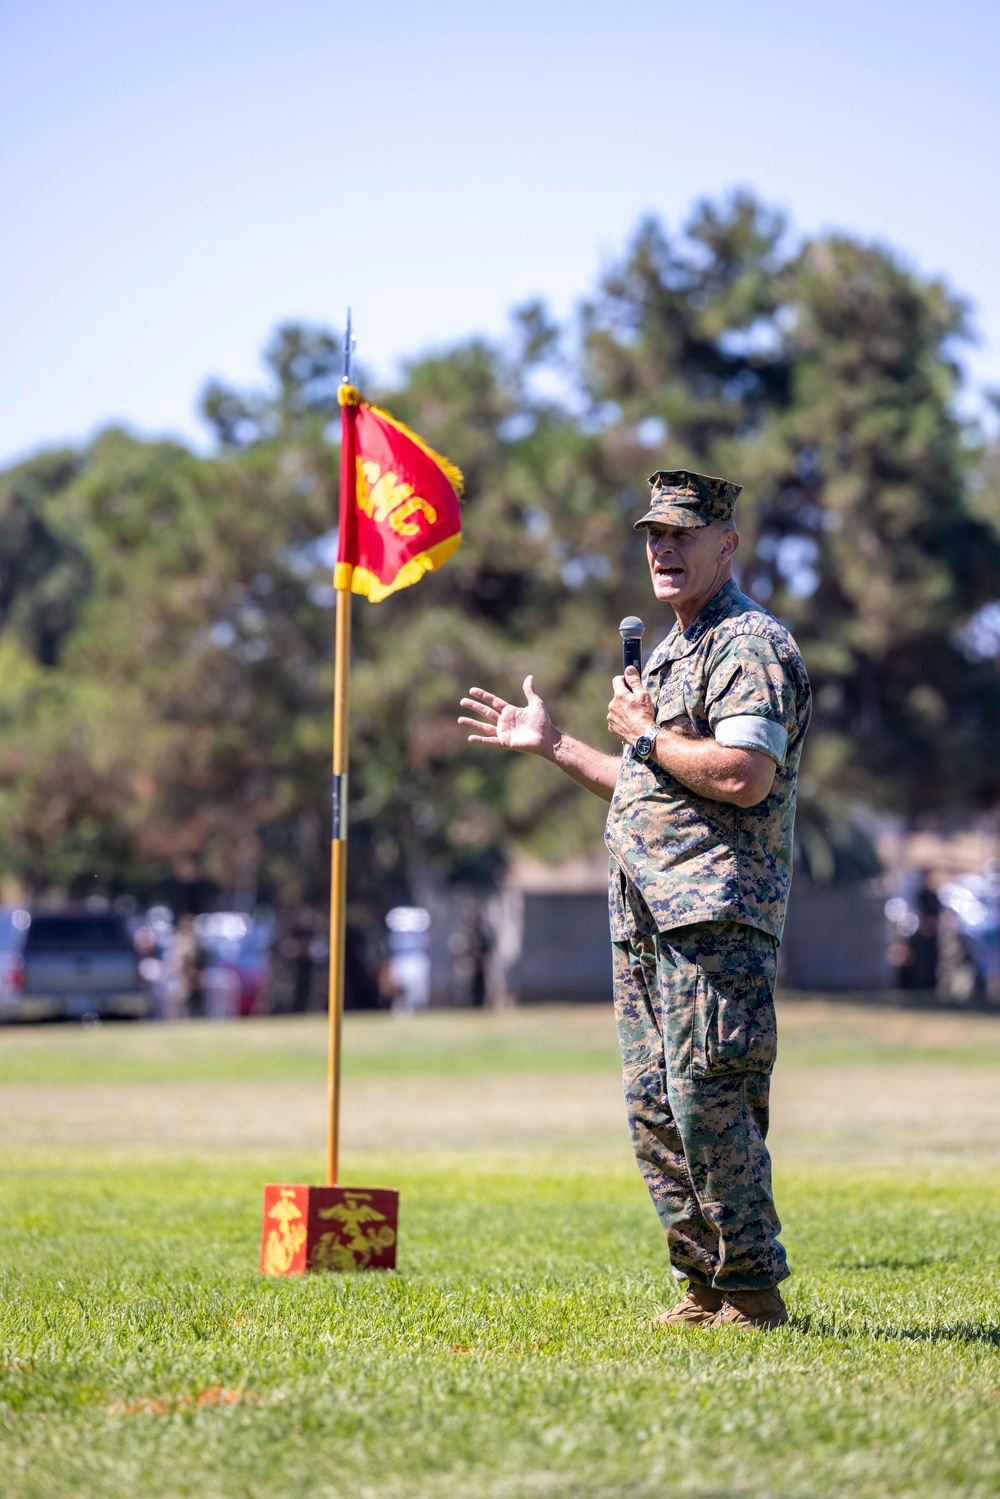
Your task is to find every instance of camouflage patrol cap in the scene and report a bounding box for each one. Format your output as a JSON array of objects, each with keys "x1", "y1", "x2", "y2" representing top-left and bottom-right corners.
[{"x1": 633, "y1": 468, "x2": 743, "y2": 531}]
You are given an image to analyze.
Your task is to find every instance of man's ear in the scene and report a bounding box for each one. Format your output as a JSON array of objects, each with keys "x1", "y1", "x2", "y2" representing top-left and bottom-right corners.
[{"x1": 722, "y1": 527, "x2": 740, "y2": 560}]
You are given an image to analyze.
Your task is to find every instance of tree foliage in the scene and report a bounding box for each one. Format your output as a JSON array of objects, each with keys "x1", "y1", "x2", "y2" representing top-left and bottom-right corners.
[
  {"x1": 583, "y1": 198, "x2": 1000, "y2": 813},
  {"x1": 1, "y1": 194, "x2": 998, "y2": 906}
]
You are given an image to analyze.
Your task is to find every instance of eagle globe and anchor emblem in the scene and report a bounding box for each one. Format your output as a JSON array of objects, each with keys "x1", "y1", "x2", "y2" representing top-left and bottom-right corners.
[{"x1": 261, "y1": 1184, "x2": 399, "y2": 1276}]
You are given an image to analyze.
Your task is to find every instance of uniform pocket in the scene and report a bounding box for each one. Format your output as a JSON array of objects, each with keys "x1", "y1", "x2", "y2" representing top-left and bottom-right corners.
[
  {"x1": 656, "y1": 688, "x2": 698, "y2": 739},
  {"x1": 691, "y1": 971, "x2": 776, "y2": 1077}
]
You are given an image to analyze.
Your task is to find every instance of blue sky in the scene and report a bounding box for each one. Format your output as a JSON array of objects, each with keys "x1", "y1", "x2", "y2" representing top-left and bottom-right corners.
[{"x1": 1, "y1": 0, "x2": 997, "y2": 465}]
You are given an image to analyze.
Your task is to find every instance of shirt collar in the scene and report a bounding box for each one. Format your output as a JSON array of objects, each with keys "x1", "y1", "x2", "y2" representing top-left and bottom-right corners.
[{"x1": 649, "y1": 579, "x2": 744, "y2": 666}]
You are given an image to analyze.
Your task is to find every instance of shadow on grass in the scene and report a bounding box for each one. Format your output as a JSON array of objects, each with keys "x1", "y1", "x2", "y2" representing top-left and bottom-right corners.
[{"x1": 792, "y1": 1314, "x2": 1000, "y2": 1346}]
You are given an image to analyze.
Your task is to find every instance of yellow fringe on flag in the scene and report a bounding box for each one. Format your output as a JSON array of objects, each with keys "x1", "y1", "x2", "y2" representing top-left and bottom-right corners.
[{"x1": 334, "y1": 534, "x2": 462, "y2": 603}]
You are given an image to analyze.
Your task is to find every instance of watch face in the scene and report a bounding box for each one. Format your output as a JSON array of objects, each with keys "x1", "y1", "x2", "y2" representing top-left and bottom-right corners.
[{"x1": 635, "y1": 734, "x2": 654, "y2": 760}]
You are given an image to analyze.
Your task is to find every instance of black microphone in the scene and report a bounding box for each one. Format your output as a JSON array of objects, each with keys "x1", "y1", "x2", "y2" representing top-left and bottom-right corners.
[{"x1": 619, "y1": 616, "x2": 645, "y2": 676}]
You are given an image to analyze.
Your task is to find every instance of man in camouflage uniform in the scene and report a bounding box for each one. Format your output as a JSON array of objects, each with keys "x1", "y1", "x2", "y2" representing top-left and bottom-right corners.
[{"x1": 459, "y1": 469, "x2": 811, "y2": 1329}]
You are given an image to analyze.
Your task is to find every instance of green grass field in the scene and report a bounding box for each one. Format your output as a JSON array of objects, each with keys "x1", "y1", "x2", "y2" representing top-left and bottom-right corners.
[{"x1": 2, "y1": 1003, "x2": 1000, "y2": 1498}]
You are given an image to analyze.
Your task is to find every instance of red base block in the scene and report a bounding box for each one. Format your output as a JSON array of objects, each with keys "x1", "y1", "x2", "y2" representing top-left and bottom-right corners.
[{"x1": 261, "y1": 1184, "x2": 399, "y2": 1275}]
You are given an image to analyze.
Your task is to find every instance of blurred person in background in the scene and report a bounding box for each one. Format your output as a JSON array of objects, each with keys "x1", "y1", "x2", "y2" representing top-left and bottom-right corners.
[
  {"x1": 277, "y1": 906, "x2": 319, "y2": 1013},
  {"x1": 269, "y1": 909, "x2": 375, "y2": 1013},
  {"x1": 164, "y1": 914, "x2": 208, "y2": 1019},
  {"x1": 908, "y1": 875, "x2": 940, "y2": 996},
  {"x1": 131, "y1": 920, "x2": 167, "y2": 1016},
  {"x1": 343, "y1": 925, "x2": 380, "y2": 1010},
  {"x1": 887, "y1": 872, "x2": 942, "y2": 1000},
  {"x1": 932, "y1": 861, "x2": 1000, "y2": 1008},
  {"x1": 449, "y1": 897, "x2": 490, "y2": 1008},
  {"x1": 383, "y1": 907, "x2": 432, "y2": 1014},
  {"x1": 460, "y1": 469, "x2": 811, "y2": 1331}
]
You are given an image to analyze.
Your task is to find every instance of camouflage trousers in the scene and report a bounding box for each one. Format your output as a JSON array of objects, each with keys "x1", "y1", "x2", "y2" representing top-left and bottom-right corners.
[{"x1": 612, "y1": 895, "x2": 788, "y2": 1291}]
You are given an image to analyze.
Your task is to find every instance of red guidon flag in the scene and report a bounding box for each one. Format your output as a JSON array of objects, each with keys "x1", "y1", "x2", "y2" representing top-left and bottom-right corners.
[{"x1": 334, "y1": 384, "x2": 463, "y2": 602}]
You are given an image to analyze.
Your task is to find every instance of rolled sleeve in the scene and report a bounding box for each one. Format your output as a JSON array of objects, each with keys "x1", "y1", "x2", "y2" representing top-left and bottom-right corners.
[
  {"x1": 715, "y1": 715, "x2": 788, "y2": 764},
  {"x1": 707, "y1": 634, "x2": 799, "y2": 767}
]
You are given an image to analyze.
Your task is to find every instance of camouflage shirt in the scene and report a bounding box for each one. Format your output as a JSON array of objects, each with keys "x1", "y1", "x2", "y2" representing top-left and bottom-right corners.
[{"x1": 605, "y1": 579, "x2": 811, "y2": 942}]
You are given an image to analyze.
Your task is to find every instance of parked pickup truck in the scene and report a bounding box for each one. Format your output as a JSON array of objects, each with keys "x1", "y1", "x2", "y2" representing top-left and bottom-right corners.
[{"x1": 0, "y1": 911, "x2": 153, "y2": 1022}]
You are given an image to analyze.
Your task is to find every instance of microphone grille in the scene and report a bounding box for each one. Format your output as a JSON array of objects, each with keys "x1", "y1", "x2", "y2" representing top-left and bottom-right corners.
[{"x1": 619, "y1": 615, "x2": 645, "y2": 639}]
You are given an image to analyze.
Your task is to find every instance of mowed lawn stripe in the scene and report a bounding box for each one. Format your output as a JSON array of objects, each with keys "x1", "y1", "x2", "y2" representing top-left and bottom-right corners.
[{"x1": 3, "y1": 1002, "x2": 1000, "y2": 1085}]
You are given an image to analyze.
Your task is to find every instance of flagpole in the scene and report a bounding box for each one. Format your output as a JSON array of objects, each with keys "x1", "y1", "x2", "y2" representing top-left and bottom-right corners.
[
  {"x1": 326, "y1": 583, "x2": 350, "y2": 1186},
  {"x1": 262, "y1": 311, "x2": 459, "y2": 1278},
  {"x1": 327, "y1": 312, "x2": 358, "y2": 1188}
]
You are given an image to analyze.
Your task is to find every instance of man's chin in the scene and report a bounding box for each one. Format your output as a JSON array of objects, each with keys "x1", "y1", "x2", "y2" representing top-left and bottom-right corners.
[{"x1": 653, "y1": 577, "x2": 687, "y2": 603}]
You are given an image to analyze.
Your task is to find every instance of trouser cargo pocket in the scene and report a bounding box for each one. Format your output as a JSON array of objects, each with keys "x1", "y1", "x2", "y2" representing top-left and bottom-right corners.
[{"x1": 691, "y1": 970, "x2": 776, "y2": 1077}]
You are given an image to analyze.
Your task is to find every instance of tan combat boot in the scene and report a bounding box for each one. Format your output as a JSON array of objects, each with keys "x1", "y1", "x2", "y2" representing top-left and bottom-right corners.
[
  {"x1": 711, "y1": 1286, "x2": 788, "y2": 1330},
  {"x1": 652, "y1": 1283, "x2": 725, "y2": 1328}
]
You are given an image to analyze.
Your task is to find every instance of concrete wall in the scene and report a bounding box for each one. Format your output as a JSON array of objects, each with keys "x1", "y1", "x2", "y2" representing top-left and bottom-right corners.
[
  {"x1": 779, "y1": 884, "x2": 891, "y2": 991},
  {"x1": 420, "y1": 886, "x2": 613, "y2": 1006},
  {"x1": 511, "y1": 883, "x2": 891, "y2": 1000},
  {"x1": 510, "y1": 892, "x2": 613, "y2": 1004}
]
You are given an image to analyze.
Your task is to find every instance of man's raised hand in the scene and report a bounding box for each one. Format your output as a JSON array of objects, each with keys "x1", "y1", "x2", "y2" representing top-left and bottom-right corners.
[{"x1": 459, "y1": 676, "x2": 556, "y2": 757}]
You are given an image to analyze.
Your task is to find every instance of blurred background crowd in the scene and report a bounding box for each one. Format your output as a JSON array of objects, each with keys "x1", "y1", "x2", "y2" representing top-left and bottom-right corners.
[{"x1": 1, "y1": 851, "x2": 998, "y2": 1024}]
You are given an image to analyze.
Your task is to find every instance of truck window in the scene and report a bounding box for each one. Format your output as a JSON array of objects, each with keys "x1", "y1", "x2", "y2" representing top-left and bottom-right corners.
[{"x1": 24, "y1": 917, "x2": 131, "y2": 950}]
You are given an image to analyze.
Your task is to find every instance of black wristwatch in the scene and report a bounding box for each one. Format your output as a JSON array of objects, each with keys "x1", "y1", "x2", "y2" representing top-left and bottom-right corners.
[{"x1": 634, "y1": 731, "x2": 658, "y2": 761}]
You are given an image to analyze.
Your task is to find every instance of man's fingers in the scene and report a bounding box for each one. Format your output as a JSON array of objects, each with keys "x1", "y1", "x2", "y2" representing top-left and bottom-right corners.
[
  {"x1": 458, "y1": 716, "x2": 496, "y2": 732},
  {"x1": 613, "y1": 671, "x2": 649, "y2": 700},
  {"x1": 466, "y1": 734, "x2": 506, "y2": 746},
  {"x1": 467, "y1": 687, "x2": 508, "y2": 711},
  {"x1": 523, "y1": 674, "x2": 538, "y2": 701},
  {"x1": 460, "y1": 697, "x2": 499, "y2": 721}
]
